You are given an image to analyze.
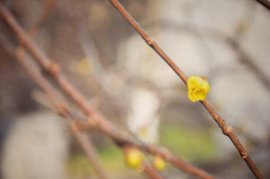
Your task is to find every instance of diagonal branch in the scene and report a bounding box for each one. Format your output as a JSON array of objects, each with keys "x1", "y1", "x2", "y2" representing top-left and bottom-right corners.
[
  {"x1": 107, "y1": 0, "x2": 263, "y2": 179},
  {"x1": 9, "y1": 3, "x2": 109, "y2": 178},
  {"x1": 254, "y1": 0, "x2": 270, "y2": 11},
  {"x1": 3, "y1": 42, "x2": 163, "y2": 179},
  {"x1": 3, "y1": 45, "x2": 110, "y2": 179},
  {"x1": 0, "y1": 4, "x2": 213, "y2": 179}
]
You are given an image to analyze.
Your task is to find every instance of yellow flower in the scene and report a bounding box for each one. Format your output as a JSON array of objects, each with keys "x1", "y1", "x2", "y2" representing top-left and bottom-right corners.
[
  {"x1": 74, "y1": 58, "x2": 91, "y2": 76},
  {"x1": 152, "y1": 156, "x2": 166, "y2": 171},
  {"x1": 187, "y1": 76, "x2": 210, "y2": 102},
  {"x1": 125, "y1": 148, "x2": 144, "y2": 169}
]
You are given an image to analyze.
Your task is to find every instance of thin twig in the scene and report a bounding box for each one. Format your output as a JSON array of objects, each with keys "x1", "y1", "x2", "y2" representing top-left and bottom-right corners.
[
  {"x1": 0, "y1": 5, "x2": 213, "y2": 179},
  {"x1": 1, "y1": 26, "x2": 165, "y2": 179},
  {"x1": 142, "y1": 162, "x2": 164, "y2": 179},
  {"x1": 254, "y1": 0, "x2": 270, "y2": 11},
  {"x1": 11, "y1": 44, "x2": 163, "y2": 179},
  {"x1": 227, "y1": 39, "x2": 270, "y2": 92},
  {"x1": 4, "y1": 46, "x2": 110, "y2": 179},
  {"x1": 11, "y1": 2, "x2": 109, "y2": 178},
  {"x1": 29, "y1": 0, "x2": 56, "y2": 35},
  {"x1": 107, "y1": 0, "x2": 263, "y2": 178},
  {"x1": 68, "y1": 121, "x2": 111, "y2": 179}
]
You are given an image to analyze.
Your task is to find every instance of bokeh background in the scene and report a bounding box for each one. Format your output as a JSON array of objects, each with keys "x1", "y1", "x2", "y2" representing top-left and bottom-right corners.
[{"x1": 0, "y1": 0, "x2": 270, "y2": 178}]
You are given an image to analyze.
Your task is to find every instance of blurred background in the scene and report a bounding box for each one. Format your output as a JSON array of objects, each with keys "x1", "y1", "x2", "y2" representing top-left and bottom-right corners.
[{"x1": 0, "y1": 0, "x2": 270, "y2": 178}]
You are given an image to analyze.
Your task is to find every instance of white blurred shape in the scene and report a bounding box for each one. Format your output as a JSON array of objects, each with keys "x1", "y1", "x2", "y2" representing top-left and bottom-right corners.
[
  {"x1": 119, "y1": 30, "x2": 210, "y2": 89},
  {"x1": 2, "y1": 112, "x2": 69, "y2": 179},
  {"x1": 128, "y1": 88, "x2": 160, "y2": 144}
]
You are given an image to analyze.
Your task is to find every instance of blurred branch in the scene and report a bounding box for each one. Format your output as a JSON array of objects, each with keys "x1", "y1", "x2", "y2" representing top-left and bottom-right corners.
[
  {"x1": 0, "y1": 10, "x2": 163, "y2": 179},
  {"x1": 0, "y1": 3, "x2": 109, "y2": 179},
  {"x1": 254, "y1": 0, "x2": 270, "y2": 11},
  {"x1": 108, "y1": 0, "x2": 263, "y2": 178},
  {"x1": 29, "y1": 0, "x2": 56, "y2": 35},
  {"x1": 69, "y1": 123, "x2": 111, "y2": 179},
  {"x1": 229, "y1": 3, "x2": 270, "y2": 94},
  {"x1": 144, "y1": 19, "x2": 270, "y2": 95},
  {"x1": 227, "y1": 39, "x2": 270, "y2": 92},
  {"x1": 2, "y1": 44, "x2": 110, "y2": 179},
  {"x1": 0, "y1": 4, "x2": 213, "y2": 179},
  {"x1": 142, "y1": 162, "x2": 164, "y2": 179}
]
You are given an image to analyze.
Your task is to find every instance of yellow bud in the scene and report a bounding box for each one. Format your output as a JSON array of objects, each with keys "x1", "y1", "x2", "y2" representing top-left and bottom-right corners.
[
  {"x1": 152, "y1": 156, "x2": 166, "y2": 171},
  {"x1": 187, "y1": 76, "x2": 210, "y2": 102},
  {"x1": 74, "y1": 58, "x2": 91, "y2": 76},
  {"x1": 125, "y1": 148, "x2": 144, "y2": 169}
]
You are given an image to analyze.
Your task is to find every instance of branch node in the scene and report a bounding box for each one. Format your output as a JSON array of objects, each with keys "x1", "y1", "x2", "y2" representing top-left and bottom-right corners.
[
  {"x1": 145, "y1": 37, "x2": 154, "y2": 46},
  {"x1": 87, "y1": 116, "x2": 97, "y2": 127},
  {"x1": 56, "y1": 103, "x2": 68, "y2": 116},
  {"x1": 222, "y1": 125, "x2": 233, "y2": 135},
  {"x1": 212, "y1": 113, "x2": 219, "y2": 120},
  {"x1": 70, "y1": 121, "x2": 80, "y2": 132},
  {"x1": 241, "y1": 151, "x2": 248, "y2": 159},
  {"x1": 47, "y1": 62, "x2": 60, "y2": 76}
]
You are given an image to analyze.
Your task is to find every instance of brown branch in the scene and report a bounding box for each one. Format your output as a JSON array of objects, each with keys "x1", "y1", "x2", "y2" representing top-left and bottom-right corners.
[
  {"x1": 109, "y1": 0, "x2": 188, "y2": 84},
  {"x1": 142, "y1": 162, "x2": 164, "y2": 179},
  {"x1": 1, "y1": 25, "x2": 165, "y2": 179},
  {"x1": 254, "y1": 0, "x2": 270, "y2": 11},
  {"x1": 0, "y1": 3, "x2": 90, "y2": 115},
  {"x1": 0, "y1": 5, "x2": 160, "y2": 179},
  {"x1": 28, "y1": 0, "x2": 56, "y2": 35},
  {"x1": 68, "y1": 122, "x2": 111, "y2": 179},
  {"x1": 107, "y1": 0, "x2": 263, "y2": 179},
  {"x1": 3, "y1": 3, "x2": 108, "y2": 179},
  {"x1": 4, "y1": 46, "x2": 110, "y2": 179},
  {"x1": 0, "y1": 4, "x2": 213, "y2": 179}
]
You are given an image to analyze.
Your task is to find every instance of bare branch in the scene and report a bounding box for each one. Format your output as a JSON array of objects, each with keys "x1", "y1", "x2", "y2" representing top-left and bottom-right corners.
[
  {"x1": 0, "y1": 4, "x2": 213, "y2": 179},
  {"x1": 254, "y1": 0, "x2": 270, "y2": 11},
  {"x1": 142, "y1": 162, "x2": 164, "y2": 179},
  {"x1": 0, "y1": 3, "x2": 109, "y2": 178},
  {"x1": 29, "y1": 0, "x2": 56, "y2": 35},
  {"x1": 107, "y1": 0, "x2": 263, "y2": 178},
  {"x1": 7, "y1": 46, "x2": 110, "y2": 179}
]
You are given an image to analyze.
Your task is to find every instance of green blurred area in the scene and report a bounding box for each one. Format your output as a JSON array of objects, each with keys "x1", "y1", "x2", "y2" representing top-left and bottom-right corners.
[
  {"x1": 160, "y1": 125, "x2": 216, "y2": 162},
  {"x1": 67, "y1": 145, "x2": 125, "y2": 179},
  {"x1": 67, "y1": 124, "x2": 216, "y2": 178}
]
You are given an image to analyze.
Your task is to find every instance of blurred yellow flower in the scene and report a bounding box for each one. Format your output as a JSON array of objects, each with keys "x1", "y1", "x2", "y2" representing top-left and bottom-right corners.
[
  {"x1": 125, "y1": 148, "x2": 144, "y2": 169},
  {"x1": 152, "y1": 156, "x2": 166, "y2": 171},
  {"x1": 74, "y1": 58, "x2": 91, "y2": 76},
  {"x1": 187, "y1": 76, "x2": 210, "y2": 102}
]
